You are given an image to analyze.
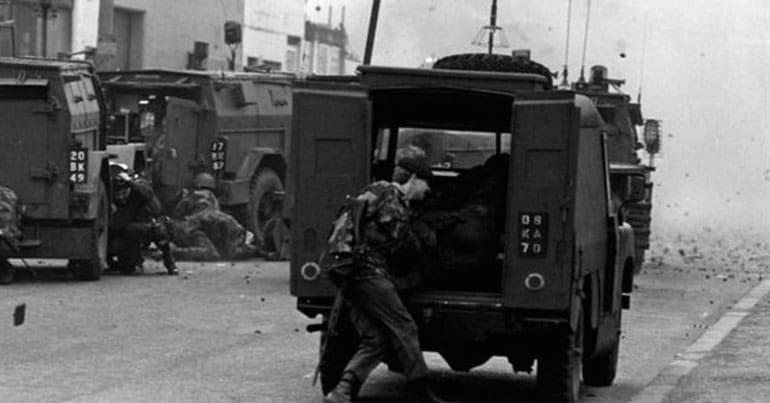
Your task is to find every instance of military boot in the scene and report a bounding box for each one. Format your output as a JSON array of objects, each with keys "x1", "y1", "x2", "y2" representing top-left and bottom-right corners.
[
  {"x1": 324, "y1": 372, "x2": 358, "y2": 403},
  {"x1": 162, "y1": 251, "x2": 178, "y2": 275}
]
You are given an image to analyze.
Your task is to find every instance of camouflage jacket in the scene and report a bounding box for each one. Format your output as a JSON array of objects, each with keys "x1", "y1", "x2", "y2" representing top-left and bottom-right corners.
[
  {"x1": 173, "y1": 189, "x2": 220, "y2": 219},
  {"x1": 353, "y1": 181, "x2": 422, "y2": 276},
  {"x1": 172, "y1": 209, "x2": 245, "y2": 259},
  {"x1": 0, "y1": 186, "x2": 20, "y2": 250}
]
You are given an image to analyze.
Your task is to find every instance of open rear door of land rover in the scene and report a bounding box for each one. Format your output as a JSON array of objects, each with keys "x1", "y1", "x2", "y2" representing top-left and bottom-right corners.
[
  {"x1": 290, "y1": 81, "x2": 371, "y2": 300},
  {"x1": 503, "y1": 92, "x2": 581, "y2": 314}
]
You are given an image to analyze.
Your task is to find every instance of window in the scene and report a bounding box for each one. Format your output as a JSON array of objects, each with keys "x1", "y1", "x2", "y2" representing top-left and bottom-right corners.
[
  {"x1": 285, "y1": 49, "x2": 296, "y2": 72},
  {"x1": 393, "y1": 128, "x2": 510, "y2": 169},
  {"x1": 329, "y1": 46, "x2": 340, "y2": 74},
  {"x1": 286, "y1": 35, "x2": 301, "y2": 72},
  {"x1": 317, "y1": 44, "x2": 328, "y2": 74}
]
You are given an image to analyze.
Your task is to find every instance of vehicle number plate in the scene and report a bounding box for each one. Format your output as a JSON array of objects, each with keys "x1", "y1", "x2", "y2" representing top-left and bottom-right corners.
[
  {"x1": 518, "y1": 212, "x2": 548, "y2": 258},
  {"x1": 68, "y1": 147, "x2": 88, "y2": 183},
  {"x1": 211, "y1": 140, "x2": 226, "y2": 171}
]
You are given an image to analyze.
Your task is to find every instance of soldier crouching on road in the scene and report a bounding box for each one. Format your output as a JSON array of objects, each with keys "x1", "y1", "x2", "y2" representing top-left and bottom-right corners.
[
  {"x1": 163, "y1": 173, "x2": 256, "y2": 261},
  {"x1": 108, "y1": 165, "x2": 177, "y2": 275},
  {"x1": 323, "y1": 156, "x2": 449, "y2": 403}
]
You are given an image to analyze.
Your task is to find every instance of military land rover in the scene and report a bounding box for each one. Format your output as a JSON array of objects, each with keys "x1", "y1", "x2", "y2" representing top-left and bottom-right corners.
[{"x1": 289, "y1": 61, "x2": 645, "y2": 401}]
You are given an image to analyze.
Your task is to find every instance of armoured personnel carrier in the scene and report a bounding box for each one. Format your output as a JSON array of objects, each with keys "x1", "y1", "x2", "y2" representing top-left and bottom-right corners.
[
  {"x1": 0, "y1": 57, "x2": 111, "y2": 283},
  {"x1": 572, "y1": 65, "x2": 657, "y2": 272},
  {"x1": 290, "y1": 61, "x2": 644, "y2": 401},
  {"x1": 98, "y1": 69, "x2": 294, "y2": 255}
]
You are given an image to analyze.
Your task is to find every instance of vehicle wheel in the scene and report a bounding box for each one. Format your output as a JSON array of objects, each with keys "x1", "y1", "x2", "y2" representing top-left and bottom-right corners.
[
  {"x1": 583, "y1": 315, "x2": 621, "y2": 386},
  {"x1": 537, "y1": 307, "x2": 583, "y2": 402},
  {"x1": 72, "y1": 181, "x2": 108, "y2": 281},
  {"x1": 247, "y1": 168, "x2": 284, "y2": 254},
  {"x1": 0, "y1": 259, "x2": 15, "y2": 285},
  {"x1": 319, "y1": 311, "x2": 359, "y2": 396}
]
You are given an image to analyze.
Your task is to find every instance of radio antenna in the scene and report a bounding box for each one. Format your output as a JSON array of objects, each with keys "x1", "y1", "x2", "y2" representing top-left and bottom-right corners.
[
  {"x1": 560, "y1": 0, "x2": 573, "y2": 87},
  {"x1": 637, "y1": 9, "x2": 649, "y2": 103},
  {"x1": 578, "y1": 0, "x2": 592, "y2": 84}
]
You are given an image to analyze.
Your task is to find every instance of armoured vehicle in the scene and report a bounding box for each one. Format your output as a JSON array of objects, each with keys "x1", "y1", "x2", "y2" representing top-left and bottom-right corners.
[
  {"x1": 572, "y1": 65, "x2": 656, "y2": 272},
  {"x1": 0, "y1": 57, "x2": 111, "y2": 283},
  {"x1": 97, "y1": 69, "x2": 293, "y2": 255},
  {"x1": 290, "y1": 62, "x2": 645, "y2": 401}
]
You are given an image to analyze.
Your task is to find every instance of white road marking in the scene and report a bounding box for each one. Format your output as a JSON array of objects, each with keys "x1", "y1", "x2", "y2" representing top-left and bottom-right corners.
[{"x1": 628, "y1": 278, "x2": 770, "y2": 403}]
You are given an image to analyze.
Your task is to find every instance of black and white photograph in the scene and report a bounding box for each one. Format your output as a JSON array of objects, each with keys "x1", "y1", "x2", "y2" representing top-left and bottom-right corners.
[{"x1": 0, "y1": 1, "x2": 768, "y2": 402}]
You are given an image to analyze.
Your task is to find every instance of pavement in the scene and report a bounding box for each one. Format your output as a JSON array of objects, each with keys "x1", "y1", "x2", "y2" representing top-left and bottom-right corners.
[{"x1": 631, "y1": 273, "x2": 770, "y2": 403}]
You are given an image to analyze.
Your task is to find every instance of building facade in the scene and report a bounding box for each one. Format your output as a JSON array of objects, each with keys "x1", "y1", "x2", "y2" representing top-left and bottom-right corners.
[
  {"x1": 0, "y1": 0, "x2": 357, "y2": 74},
  {"x1": 242, "y1": 0, "x2": 304, "y2": 72},
  {"x1": 0, "y1": 0, "x2": 73, "y2": 58}
]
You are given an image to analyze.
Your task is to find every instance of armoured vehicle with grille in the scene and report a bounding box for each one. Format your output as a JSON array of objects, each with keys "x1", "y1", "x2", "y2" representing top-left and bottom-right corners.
[
  {"x1": 98, "y1": 69, "x2": 293, "y2": 255},
  {"x1": 0, "y1": 57, "x2": 111, "y2": 283},
  {"x1": 290, "y1": 61, "x2": 645, "y2": 401}
]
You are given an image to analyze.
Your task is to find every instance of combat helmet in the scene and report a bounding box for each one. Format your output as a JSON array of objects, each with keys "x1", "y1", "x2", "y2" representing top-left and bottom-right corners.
[{"x1": 192, "y1": 172, "x2": 216, "y2": 191}]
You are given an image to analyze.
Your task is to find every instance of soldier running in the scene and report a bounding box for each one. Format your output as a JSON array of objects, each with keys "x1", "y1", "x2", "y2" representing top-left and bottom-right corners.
[{"x1": 323, "y1": 156, "x2": 448, "y2": 403}]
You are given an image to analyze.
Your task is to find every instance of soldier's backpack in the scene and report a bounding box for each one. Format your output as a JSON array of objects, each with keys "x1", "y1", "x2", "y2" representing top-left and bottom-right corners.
[{"x1": 321, "y1": 195, "x2": 368, "y2": 286}]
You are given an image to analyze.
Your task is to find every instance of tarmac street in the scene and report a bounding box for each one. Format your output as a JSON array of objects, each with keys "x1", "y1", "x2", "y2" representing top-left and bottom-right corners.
[{"x1": 0, "y1": 232, "x2": 767, "y2": 402}]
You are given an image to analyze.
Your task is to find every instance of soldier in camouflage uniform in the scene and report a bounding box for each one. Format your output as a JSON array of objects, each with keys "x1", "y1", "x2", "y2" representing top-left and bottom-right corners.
[
  {"x1": 324, "y1": 156, "x2": 447, "y2": 403},
  {"x1": 109, "y1": 167, "x2": 177, "y2": 275},
  {"x1": 167, "y1": 208, "x2": 251, "y2": 261},
  {"x1": 166, "y1": 172, "x2": 255, "y2": 261},
  {"x1": 172, "y1": 172, "x2": 220, "y2": 218}
]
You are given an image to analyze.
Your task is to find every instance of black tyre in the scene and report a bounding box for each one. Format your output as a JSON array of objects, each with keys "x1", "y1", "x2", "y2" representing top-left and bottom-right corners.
[
  {"x1": 433, "y1": 53, "x2": 553, "y2": 85},
  {"x1": 583, "y1": 315, "x2": 621, "y2": 386},
  {"x1": 247, "y1": 168, "x2": 284, "y2": 253},
  {"x1": 72, "y1": 181, "x2": 108, "y2": 281},
  {"x1": 537, "y1": 307, "x2": 583, "y2": 402},
  {"x1": 0, "y1": 259, "x2": 15, "y2": 285}
]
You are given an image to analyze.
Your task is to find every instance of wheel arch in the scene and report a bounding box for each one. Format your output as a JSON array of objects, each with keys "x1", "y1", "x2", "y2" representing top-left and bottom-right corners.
[{"x1": 238, "y1": 147, "x2": 287, "y2": 184}]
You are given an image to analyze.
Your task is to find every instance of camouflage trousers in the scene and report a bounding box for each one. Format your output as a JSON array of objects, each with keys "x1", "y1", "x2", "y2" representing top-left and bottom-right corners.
[
  {"x1": 169, "y1": 209, "x2": 255, "y2": 261},
  {"x1": 170, "y1": 228, "x2": 221, "y2": 261},
  {"x1": 341, "y1": 272, "x2": 428, "y2": 384}
]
